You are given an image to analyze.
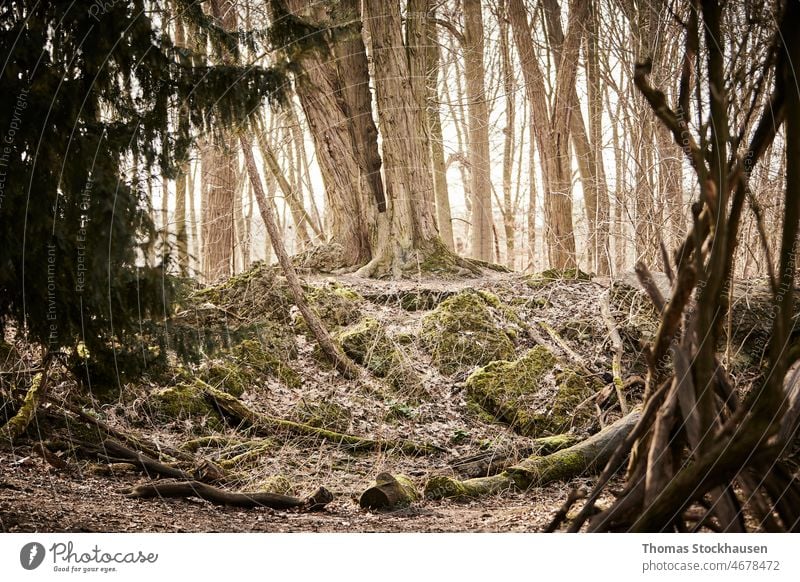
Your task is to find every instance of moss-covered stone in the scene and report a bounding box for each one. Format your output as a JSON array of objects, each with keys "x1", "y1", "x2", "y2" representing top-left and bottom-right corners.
[
  {"x1": 420, "y1": 289, "x2": 520, "y2": 375},
  {"x1": 198, "y1": 361, "x2": 249, "y2": 397},
  {"x1": 338, "y1": 318, "x2": 424, "y2": 397},
  {"x1": 230, "y1": 338, "x2": 300, "y2": 389},
  {"x1": 465, "y1": 346, "x2": 595, "y2": 437},
  {"x1": 192, "y1": 261, "x2": 294, "y2": 323},
  {"x1": 147, "y1": 384, "x2": 223, "y2": 430},
  {"x1": 257, "y1": 475, "x2": 293, "y2": 495},
  {"x1": 300, "y1": 281, "x2": 364, "y2": 330}
]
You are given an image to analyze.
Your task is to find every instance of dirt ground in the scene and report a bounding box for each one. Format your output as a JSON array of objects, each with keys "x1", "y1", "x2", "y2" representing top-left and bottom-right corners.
[
  {"x1": 1, "y1": 269, "x2": 644, "y2": 533},
  {"x1": 0, "y1": 455, "x2": 583, "y2": 532}
]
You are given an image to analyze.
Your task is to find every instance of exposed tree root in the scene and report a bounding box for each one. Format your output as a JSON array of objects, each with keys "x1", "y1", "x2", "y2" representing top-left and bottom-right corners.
[
  {"x1": 425, "y1": 412, "x2": 640, "y2": 499},
  {"x1": 198, "y1": 381, "x2": 439, "y2": 455},
  {"x1": 121, "y1": 480, "x2": 333, "y2": 511}
]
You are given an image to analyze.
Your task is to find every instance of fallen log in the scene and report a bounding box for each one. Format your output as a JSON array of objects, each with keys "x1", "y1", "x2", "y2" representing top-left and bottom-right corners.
[
  {"x1": 359, "y1": 472, "x2": 419, "y2": 510},
  {"x1": 198, "y1": 381, "x2": 438, "y2": 455},
  {"x1": 450, "y1": 433, "x2": 582, "y2": 479},
  {"x1": 121, "y1": 480, "x2": 333, "y2": 511},
  {"x1": 100, "y1": 439, "x2": 195, "y2": 481},
  {"x1": 1, "y1": 357, "x2": 54, "y2": 442},
  {"x1": 425, "y1": 411, "x2": 641, "y2": 499}
]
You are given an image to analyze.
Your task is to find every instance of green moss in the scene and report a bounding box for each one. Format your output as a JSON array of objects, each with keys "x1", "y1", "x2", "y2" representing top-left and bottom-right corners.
[
  {"x1": 424, "y1": 475, "x2": 468, "y2": 499},
  {"x1": 198, "y1": 361, "x2": 249, "y2": 397},
  {"x1": 465, "y1": 347, "x2": 595, "y2": 437},
  {"x1": 257, "y1": 475, "x2": 292, "y2": 495},
  {"x1": 191, "y1": 261, "x2": 294, "y2": 324},
  {"x1": 302, "y1": 282, "x2": 364, "y2": 330},
  {"x1": 230, "y1": 338, "x2": 301, "y2": 389},
  {"x1": 148, "y1": 384, "x2": 223, "y2": 431},
  {"x1": 338, "y1": 318, "x2": 394, "y2": 375},
  {"x1": 527, "y1": 268, "x2": 592, "y2": 289},
  {"x1": 1, "y1": 372, "x2": 44, "y2": 441},
  {"x1": 420, "y1": 290, "x2": 519, "y2": 375},
  {"x1": 338, "y1": 318, "x2": 424, "y2": 397},
  {"x1": 293, "y1": 400, "x2": 352, "y2": 432}
]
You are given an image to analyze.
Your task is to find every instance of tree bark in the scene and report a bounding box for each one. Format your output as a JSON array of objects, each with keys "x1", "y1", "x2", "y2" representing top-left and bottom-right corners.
[
  {"x1": 499, "y1": 0, "x2": 517, "y2": 268},
  {"x1": 508, "y1": 0, "x2": 578, "y2": 270},
  {"x1": 358, "y1": 0, "x2": 464, "y2": 277},
  {"x1": 201, "y1": 0, "x2": 238, "y2": 281},
  {"x1": 281, "y1": 0, "x2": 374, "y2": 268},
  {"x1": 463, "y1": 0, "x2": 494, "y2": 262},
  {"x1": 424, "y1": 7, "x2": 455, "y2": 251}
]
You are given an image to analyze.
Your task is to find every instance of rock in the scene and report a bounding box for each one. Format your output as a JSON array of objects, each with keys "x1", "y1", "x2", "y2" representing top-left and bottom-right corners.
[
  {"x1": 465, "y1": 346, "x2": 596, "y2": 437},
  {"x1": 147, "y1": 384, "x2": 223, "y2": 430},
  {"x1": 338, "y1": 318, "x2": 424, "y2": 398},
  {"x1": 420, "y1": 289, "x2": 522, "y2": 375}
]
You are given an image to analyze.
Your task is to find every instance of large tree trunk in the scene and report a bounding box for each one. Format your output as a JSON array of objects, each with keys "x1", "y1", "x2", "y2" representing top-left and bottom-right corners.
[
  {"x1": 333, "y1": 0, "x2": 386, "y2": 220},
  {"x1": 201, "y1": 0, "x2": 238, "y2": 281},
  {"x1": 280, "y1": 0, "x2": 374, "y2": 268},
  {"x1": 585, "y1": 0, "x2": 610, "y2": 275},
  {"x1": 424, "y1": 6, "x2": 455, "y2": 251},
  {"x1": 173, "y1": 9, "x2": 190, "y2": 276},
  {"x1": 462, "y1": 0, "x2": 494, "y2": 262},
  {"x1": 358, "y1": 0, "x2": 465, "y2": 277},
  {"x1": 508, "y1": 0, "x2": 578, "y2": 270}
]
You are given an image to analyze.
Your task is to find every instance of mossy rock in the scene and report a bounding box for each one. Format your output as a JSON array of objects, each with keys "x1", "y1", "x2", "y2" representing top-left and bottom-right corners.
[
  {"x1": 257, "y1": 475, "x2": 293, "y2": 495},
  {"x1": 338, "y1": 318, "x2": 424, "y2": 397},
  {"x1": 527, "y1": 268, "x2": 592, "y2": 289},
  {"x1": 293, "y1": 242, "x2": 348, "y2": 273},
  {"x1": 197, "y1": 360, "x2": 250, "y2": 397},
  {"x1": 147, "y1": 384, "x2": 223, "y2": 431},
  {"x1": 608, "y1": 280, "x2": 661, "y2": 346},
  {"x1": 230, "y1": 338, "x2": 301, "y2": 389},
  {"x1": 301, "y1": 282, "x2": 364, "y2": 330},
  {"x1": 420, "y1": 289, "x2": 520, "y2": 375},
  {"x1": 192, "y1": 261, "x2": 294, "y2": 324},
  {"x1": 292, "y1": 400, "x2": 352, "y2": 432},
  {"x1": 465, "y1": 346, "x2": 595, "y2": 437}
]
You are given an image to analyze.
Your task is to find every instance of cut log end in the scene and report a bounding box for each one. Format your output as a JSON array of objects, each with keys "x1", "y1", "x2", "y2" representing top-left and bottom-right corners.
[{"x1": 359, "y1": 472, "x2": 419, "y2": 510}]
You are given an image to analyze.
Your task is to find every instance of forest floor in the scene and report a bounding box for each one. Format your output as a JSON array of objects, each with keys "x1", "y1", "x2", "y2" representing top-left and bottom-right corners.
[{"x1": 0, "y1": 261, "x2": 770, "y2": 532}]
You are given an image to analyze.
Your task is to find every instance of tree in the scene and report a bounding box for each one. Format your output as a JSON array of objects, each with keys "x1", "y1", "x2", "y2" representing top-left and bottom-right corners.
[
  {"x1": 508, "y1": 0, "x2": 584, "y2": 270},
  {"x1": 0, "y1": 1, "x2": 274, "y2": 371},
  {"x1": 201, "y1": 0, "x2": 240, "y2": 282},
  {"x1": 564, "y1": 0, "x2": 800, "y2": 532},
  {"x1": 357, "y1": 0, "x2": 474, "y2": 277},
  {"x1": 462, "y1": 0, "x2": 494, "y2": 262},
  {"x1": 423, "y1": 4, "x2": 456, "y2": 252},
  {"x1": 272, "y1": 0, "x2": 377, "y2": 268}
]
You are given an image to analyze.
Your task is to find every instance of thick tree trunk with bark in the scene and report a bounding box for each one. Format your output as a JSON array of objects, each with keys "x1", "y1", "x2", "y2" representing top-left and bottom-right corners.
[
  {"x1": 424, "y1": 7, "x2": 455, "y2": 251},
  {"x1": 201, "y1": 0, "x2": 239, "y2": 281},
  {"x1": 333, "y1": 0, "x2": 386, "y2": 218},
  {"x1": 508, "y1": 0, "x2": 578, "y2": 270},
  {"x1": 463, "y1": 0, "x2": 494, "y2": 262},
  {"x1": 358, "y1": 0, "x2": 468, "y2": 277},
  {"x1": 281, "y1": 0, "x2": 374, "y2": 268}
]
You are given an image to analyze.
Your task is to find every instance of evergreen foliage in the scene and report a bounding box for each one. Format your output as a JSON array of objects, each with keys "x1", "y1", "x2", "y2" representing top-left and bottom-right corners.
[{"x1": 0, "y1": 1, "x2": 274, "y2": 380}]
